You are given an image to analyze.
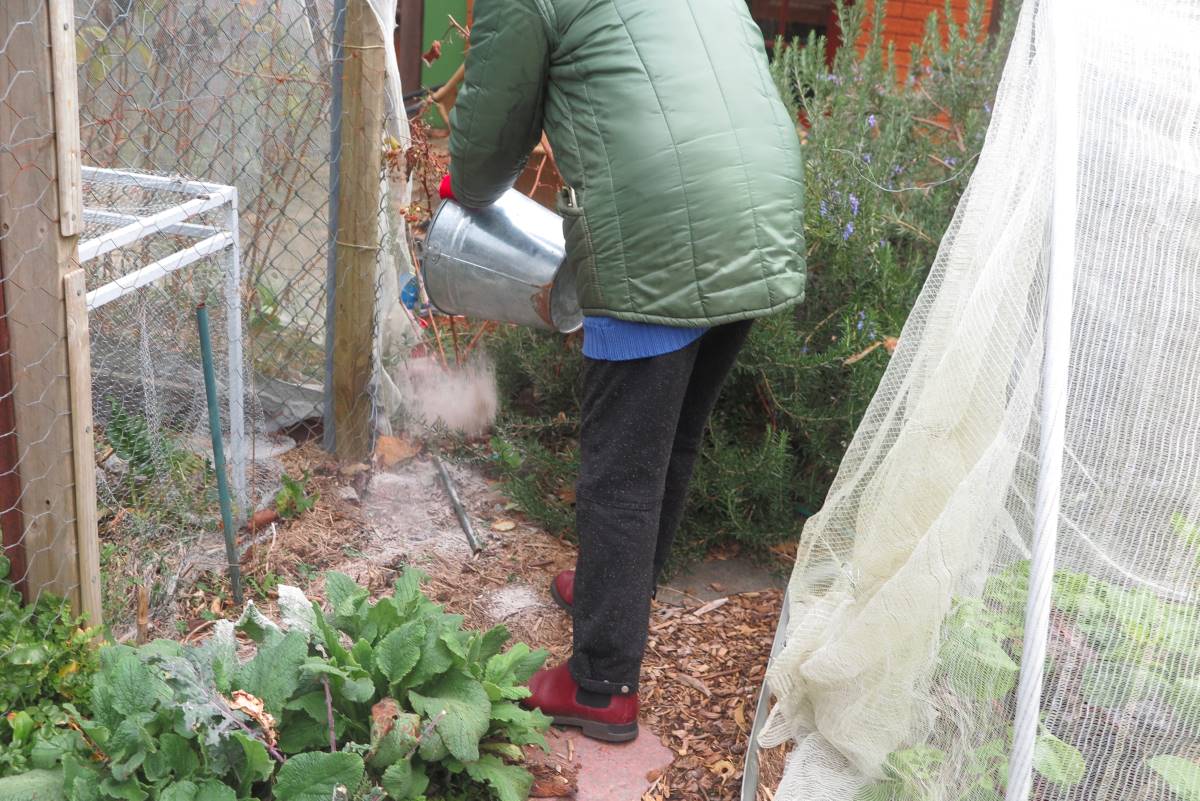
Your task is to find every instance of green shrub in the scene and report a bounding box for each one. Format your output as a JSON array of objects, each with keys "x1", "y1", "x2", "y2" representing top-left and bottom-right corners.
[
  {"x1": 57, "y1": 570, "x2": 549, "y2": 801},
  {"x1": 485, "y1": 0, "x2": 1016, "y2": 563},
  {"x1": 0, "y1": 556, "x2": 99, "y2": 778}
]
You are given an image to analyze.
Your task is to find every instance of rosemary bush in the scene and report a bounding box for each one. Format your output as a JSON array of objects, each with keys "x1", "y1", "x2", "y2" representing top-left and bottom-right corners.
[{"x1": 486, "y1": 0, "x2": 1016, "y2": 563}]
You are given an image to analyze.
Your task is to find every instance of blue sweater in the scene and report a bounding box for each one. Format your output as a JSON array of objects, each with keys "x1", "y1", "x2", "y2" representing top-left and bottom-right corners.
[{"x1": 582, "y1": 316, "x2": 708, "y2": 361}]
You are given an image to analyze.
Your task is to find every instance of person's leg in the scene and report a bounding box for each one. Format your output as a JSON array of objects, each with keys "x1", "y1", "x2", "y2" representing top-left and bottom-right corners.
[
  {"x1": 568, "y1": 342, "x2": 700, "y2": 695},
  {"x1": 652, "y1": 320, "x2": 755, "y2": 583}
]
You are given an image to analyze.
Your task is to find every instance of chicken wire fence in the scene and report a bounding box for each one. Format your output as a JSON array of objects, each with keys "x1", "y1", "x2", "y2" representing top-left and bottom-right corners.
[
  {"x1": 1, "y1": 0, "x2": 98, "y2": 711},
  {"x1": 758, "y1": 0, "x2": 1200, "y2": 800},
  {"x1": 59, "y1": 0, "x2": 419, "y2": 632}
]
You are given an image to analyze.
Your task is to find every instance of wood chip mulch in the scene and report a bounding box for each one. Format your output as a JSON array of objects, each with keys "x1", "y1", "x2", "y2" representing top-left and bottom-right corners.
[{"x1": 186, "y1": 440, "x2": 790, "y2": 801}]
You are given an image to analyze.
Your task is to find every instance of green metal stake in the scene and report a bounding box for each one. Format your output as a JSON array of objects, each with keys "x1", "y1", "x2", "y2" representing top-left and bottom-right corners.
[{"x1": 197, "y1": 303, "x2": 243, "y2": 604}]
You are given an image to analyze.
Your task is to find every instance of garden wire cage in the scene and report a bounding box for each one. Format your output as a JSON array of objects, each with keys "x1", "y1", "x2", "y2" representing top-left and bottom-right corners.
[
  {"x1": 69, "y1": 0, "x2": 420, "y2": 630},
  {"x1": 74, "y1": 0, "x2": 417, "y2": 438},
  {"x1": 754, "y1": 0, "x2": 1200, "y2": 800}
]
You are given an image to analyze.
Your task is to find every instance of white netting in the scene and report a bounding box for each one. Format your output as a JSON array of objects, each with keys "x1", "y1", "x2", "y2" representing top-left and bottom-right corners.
[{"x1": 761, "y1": 0, "x2": 1200, "y2": 799}]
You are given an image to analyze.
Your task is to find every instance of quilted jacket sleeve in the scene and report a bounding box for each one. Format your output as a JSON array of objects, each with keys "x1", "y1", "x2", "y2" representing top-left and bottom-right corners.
[{"x1": 448, "y1": 0, "x2": 550, "y2": 208}]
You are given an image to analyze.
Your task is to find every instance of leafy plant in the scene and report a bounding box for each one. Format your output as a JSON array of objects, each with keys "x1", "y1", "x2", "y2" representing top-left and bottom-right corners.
[
  {"x1": 0, "y1": 556, "x2": 99, "y2": 778},
  {"x1": 58, "y1": 570, "x2": 549, "y2": 801},
  {"x1": 1150, "y1": 755, "x2": 1200, "y2": 801},
  {"x1": 274, "y1": 473, "x2": 317, "y2": 521},
  {"x1": 863, "y1": 555, "x2": 1200, "y2": 800}
]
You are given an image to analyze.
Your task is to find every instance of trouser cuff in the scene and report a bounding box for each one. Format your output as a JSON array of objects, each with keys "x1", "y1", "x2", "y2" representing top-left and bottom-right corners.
[{"x1": 568, "y1": 654, "x2": 639, "y2": 696}]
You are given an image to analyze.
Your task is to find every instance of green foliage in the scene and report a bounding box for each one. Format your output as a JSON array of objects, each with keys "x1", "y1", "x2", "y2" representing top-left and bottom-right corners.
[
  {"x1": 1149, "y1": 756, "x2": 1200, "y2": 801},
  {"x1": 864, "y1": 553, "x2": 1200, "y2": 799},
  {"x1": 485, "y1": 0, "x2": 1017, "y2": 561},
  {"x1": 0, "y1": 768, "x2": 67, "y2": 801},
  {"x1": 274, "y1": 473, "x2": 318, "y2": 521},
  {"x1": 56, "y1": 571, "x2": 548, "y2": 801},
  {"x1": 0, "y1": 556, "x2": 99, "y2": 778}
]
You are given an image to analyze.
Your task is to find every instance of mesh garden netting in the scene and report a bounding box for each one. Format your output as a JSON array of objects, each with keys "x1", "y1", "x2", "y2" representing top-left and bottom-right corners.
[{"x1": 759, "y1": 0, "x2": 1200, "y2": 799}]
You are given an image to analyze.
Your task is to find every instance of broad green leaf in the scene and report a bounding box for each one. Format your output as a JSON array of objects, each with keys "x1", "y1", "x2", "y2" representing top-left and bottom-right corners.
[
  {"x1": 408, "y1": 672, "x2": 492, "y2": 762},
  {"x1": 159, "y1": 781, "x2": 198, "y2": 801},
  {"x1": 351, "y1": 638, "x2": 376, "y2": 676},
  {"x1": 276, "y1": 715, "x2": 333, "y2": 755},
  {"x1": 405, "y1": 623, "x2": 456, "y2": 688},
  {"x1": 481, "y1": 742, "x2": 525, "y2": 761},
  {"x1": 882, "y1": 745, "x2": 945, "y2": 784},
  {"x1": 1081, "y1": 662, "x2": 1168, "y2": 709},
  {"x1": 489, "y1": 701, "x2": 550, "y2": 748},
  {"x1": 98, "y1": 648, "x2": 171, "y2": 717},
  {"x1": 142, "y1": 734, "x2": 198, "y2": 782},
  {"x1": 362, "y1": 598, "x2": 402, "y2": 644},
  {"x1": 235, "y1": 631, "x2": 307, "y2": 717},
  {"x1": 381, "y1": 760, "x2": 413, "y2": 799},
  {"x1": 377, "y1": 621, "x2": 425, "y2": 684},
  {"x1": 418, "y1": 729, "x2": 449, "y2": 762},
  {"x1": 391, "y1": 569, "x2": 427, "y2": 612},
  {"x1": 477, "y1": 626, "x2": 511, "y2": 663},
  {"x1": 441, "y1": 629, "x2": 469, "y2": 662},
  {"x1": 286, "y1": 690, "x2": 332, "y2": 721},
  {"x1": 463, "y1": 754, "x2": 534, "y2": 801},
  {"x1": 325, "y1": 572, "x2": 369, "y2": 635},
  {"x1": 1149, "y1": 755, "x2": 1200, "y2": 801},
  {"x1": 273, "y1": 752, "x2": 364, "y2": 801},
  {"x1": 231, "y1": 732, "x2": 273, "y2": 791},
  {"x1": 99, "y1": 775, "x2": 148, "y2": 801},
  {"x1": 234, "y1": 602, "x2": 282, "y2": 644},
  {"x1": 483, "y1": 680, "x2": 531, "y2": 701},
  {"x1": 195, "y1": 781, "x2": 236, "y2": 801},
  {"x1": 311, "y1": 603, "x2": 351, "y2": 663},
  {"x1": 277, "y1": 585, "x2": 317, "y2": 638},
  {"x1": 1173, "y1": 677, "x2": 1200, "y2": 727},
  {"x1": 8, "y1": 710, "x2": 34, "y2": 742},
  {"x1": 31, "y1": 729, "x2": 81, "y2": 770},
  {"x1": 1034, "y1": 730, "x2": 1085, "y2": 787},
  {"x1": 341, "y1": 674, "x2": 377, "y2": 703}
]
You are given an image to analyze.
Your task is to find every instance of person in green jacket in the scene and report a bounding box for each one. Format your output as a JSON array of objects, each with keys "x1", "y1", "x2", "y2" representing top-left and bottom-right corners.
[{"x1": 443, "y1": 0, "x2": 805, "y2": 742}]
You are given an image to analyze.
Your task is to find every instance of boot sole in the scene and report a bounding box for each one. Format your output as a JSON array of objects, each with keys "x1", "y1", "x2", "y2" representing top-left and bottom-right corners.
[
  {"x1": 549, "y1": 578, "x2": 573, "y2": 614},
  {"x1": 550, "y1": 714, "x2": 639, "y2": 743}
]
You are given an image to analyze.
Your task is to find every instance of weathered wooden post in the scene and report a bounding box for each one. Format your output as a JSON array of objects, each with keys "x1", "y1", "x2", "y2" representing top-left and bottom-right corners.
[
  {"x1": 327, "y1": 0, "x2": 387, "y2": 461},
  {"x1": 0, "y1": 0, "x2": 102, "y2": 623}
]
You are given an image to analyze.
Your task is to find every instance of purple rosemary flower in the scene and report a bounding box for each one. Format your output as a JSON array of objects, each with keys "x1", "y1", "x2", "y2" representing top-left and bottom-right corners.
[
  {"x1": 867, "y1": 113, "x2": 877, "y2": 128},
  {"x1": 849, "y1": 194, "x2": 860, "y2": 216},
  {"x1": 843, "y1": 221, "x2": 855, "y2": 240}
]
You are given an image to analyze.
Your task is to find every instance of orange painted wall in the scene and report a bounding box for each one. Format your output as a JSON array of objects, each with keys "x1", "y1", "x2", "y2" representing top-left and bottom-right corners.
[{"x1": 869, "y1": 0, "x2": 995, "y2": 75}]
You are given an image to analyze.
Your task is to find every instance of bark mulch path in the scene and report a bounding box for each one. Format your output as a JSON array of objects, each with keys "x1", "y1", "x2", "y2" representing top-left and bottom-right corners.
[{"x1": 182, "y1": 438, "x2": 786, "y2": 801}]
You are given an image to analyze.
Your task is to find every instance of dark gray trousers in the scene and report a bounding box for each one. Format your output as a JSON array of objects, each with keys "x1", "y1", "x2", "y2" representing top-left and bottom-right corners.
[{"x1": 567, "y1": 320, "x2": 753, "y2": 694}]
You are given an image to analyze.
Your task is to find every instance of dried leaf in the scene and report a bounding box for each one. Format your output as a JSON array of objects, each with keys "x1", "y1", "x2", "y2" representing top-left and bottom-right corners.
[
  {"x1": 374, "y1": 435, "x2": 421, "y2": 468},
  {"x1": 491, "y1": 519, "x2": 516, "y2": 532},
  {"x1": 228, "y1": 689, "x2": 278, "y2": 746}
]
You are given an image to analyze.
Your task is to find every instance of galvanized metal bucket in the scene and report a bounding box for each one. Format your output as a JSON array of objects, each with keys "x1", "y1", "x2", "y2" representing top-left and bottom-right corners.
[{"x1": 420, "y1": 188, "x2": 582, "y2": 333}]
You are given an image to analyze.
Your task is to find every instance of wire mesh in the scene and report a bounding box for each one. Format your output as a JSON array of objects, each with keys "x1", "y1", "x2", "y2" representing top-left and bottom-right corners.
[
  {"x1": 75, "y1": 0, "x2": 339, "y2": 422},
  {"x1": 760, "y1": 1, "x2": 1200, "y2": 800},
  {"x1": 67, "y1": 0, "x2": 418, "y2": 633},
  {"x1": 1, "y1": 0, "x2": 97, "y2": 771}
]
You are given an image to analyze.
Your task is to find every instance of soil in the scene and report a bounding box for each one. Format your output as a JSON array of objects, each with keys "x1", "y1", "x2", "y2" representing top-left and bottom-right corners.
[{"x1": 171, "y1": 437, "x2": 785, "y2": 801}]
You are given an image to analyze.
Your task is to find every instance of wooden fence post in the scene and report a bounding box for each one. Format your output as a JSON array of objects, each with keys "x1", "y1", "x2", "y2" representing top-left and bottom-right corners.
[
  {"x1": 329, "y1": 0, "x2": 387, "y2": 461},
  {"x1": 0, "y1": 0, "x2": 99, "y2": 622}
]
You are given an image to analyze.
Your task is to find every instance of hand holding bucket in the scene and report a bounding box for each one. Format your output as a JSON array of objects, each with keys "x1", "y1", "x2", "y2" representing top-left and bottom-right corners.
[{"x1": 420, "y1": 179, "x2": 582, "y2": 333}]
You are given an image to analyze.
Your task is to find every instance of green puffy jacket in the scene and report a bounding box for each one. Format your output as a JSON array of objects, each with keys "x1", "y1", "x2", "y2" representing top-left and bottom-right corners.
[{"x1": 449, "y1": 0, "x2": 806, "y2": 327}]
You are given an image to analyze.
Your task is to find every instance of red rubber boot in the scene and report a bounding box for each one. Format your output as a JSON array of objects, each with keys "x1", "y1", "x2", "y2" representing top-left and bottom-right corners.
[
  {"x1": 549, "y1": 570, "x2": 574, "y2": 612},
  {"x1": 523, "y1": 662, "x2": 639, "y2": 743}
]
